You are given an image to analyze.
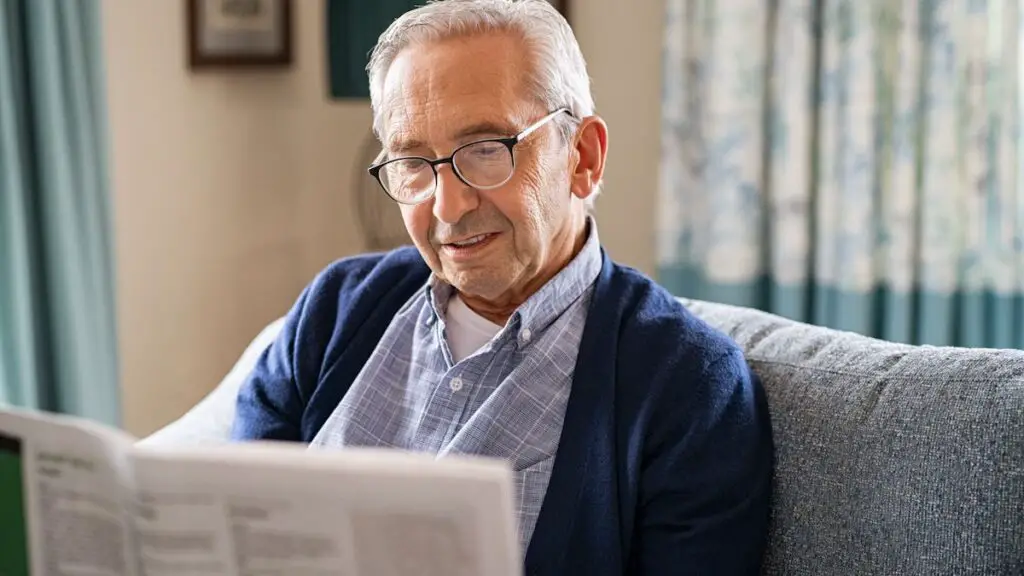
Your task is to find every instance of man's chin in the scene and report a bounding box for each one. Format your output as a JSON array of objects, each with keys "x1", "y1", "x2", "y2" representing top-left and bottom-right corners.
[{"x1": 445, "y1": 271, "x2": 510, "y2": 301}]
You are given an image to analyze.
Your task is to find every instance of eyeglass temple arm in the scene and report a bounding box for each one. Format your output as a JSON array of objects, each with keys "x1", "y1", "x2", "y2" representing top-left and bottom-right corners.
[{"x1": 516, "y1": 108, "x2": 572, "y2": 142}]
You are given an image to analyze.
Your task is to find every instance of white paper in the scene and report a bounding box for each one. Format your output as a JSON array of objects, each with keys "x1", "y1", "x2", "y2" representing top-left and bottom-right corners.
[
  {"x1": 0, "y1": 408, "x2": 138, "y2": 576},
  {"x1": 129, "y1": 443, "x2": 521, "y2": 576}
]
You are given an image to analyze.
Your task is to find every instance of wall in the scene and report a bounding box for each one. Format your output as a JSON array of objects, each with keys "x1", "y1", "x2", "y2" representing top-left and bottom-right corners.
[
  {"x1": 573, "y1": 0, "x2": 662, "y2": 274},
  {"x1": 102, "y1": 0, "x2": 663, "y2": 437}
]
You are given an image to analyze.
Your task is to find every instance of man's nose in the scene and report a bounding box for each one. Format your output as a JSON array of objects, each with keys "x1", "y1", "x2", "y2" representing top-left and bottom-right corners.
[{"x1": 432, "y1": 164, "x2": 478, "y2": 225}]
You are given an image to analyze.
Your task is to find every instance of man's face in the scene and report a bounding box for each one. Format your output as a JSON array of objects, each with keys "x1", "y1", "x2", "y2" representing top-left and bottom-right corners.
[{"x1": 380, "y1": 32, "x2": 579, "y2": 303}]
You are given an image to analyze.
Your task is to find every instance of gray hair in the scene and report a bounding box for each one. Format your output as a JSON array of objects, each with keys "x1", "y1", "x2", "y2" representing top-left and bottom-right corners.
[{"x1": 366, "y1": 0, "x2": 601, "y2": 204}]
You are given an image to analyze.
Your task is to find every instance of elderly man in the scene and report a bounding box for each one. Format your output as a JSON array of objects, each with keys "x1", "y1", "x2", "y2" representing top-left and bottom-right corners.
[{"x1": 231, "y1": 0, "x2": 773, "y2": 573}]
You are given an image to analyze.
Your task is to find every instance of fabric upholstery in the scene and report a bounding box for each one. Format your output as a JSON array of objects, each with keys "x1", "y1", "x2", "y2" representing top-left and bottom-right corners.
[
  {"x1": 142, "y1": 298, "x2": 1024, "y2": 574},
  {"x1": 679, "y1": 298, "x2": 1024, "y2": 575}
]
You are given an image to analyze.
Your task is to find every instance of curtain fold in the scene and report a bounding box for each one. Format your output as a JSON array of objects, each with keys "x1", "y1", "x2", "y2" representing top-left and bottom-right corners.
[
  {"x1": 658, "y1": 0, "x2": 1024, "y2": 348},
  {"x1": 0, "y1": 0, "x2": 120, "y2": 424}
]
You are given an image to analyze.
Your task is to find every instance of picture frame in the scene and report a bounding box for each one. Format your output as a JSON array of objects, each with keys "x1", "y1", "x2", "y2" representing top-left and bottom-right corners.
[{"x1": 187, "y1": 0, "x2": 292, "y2": 69}]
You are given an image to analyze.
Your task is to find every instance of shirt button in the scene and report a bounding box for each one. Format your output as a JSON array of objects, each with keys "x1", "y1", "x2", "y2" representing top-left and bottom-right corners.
[
  {"x1": 520, "y1": 328, "x2": 532, "y2": 343},
  {"x1": 449, "y1": 377, "x2": 463, "y2": 392}
]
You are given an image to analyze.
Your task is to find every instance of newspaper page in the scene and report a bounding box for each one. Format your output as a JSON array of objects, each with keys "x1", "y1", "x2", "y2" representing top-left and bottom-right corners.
[
  {"x1": 129, "y1": 442, "x2": 522, "y2": 576},
  {"x1": 0, "y1": 407, "x2": 138, "y2": 576}
]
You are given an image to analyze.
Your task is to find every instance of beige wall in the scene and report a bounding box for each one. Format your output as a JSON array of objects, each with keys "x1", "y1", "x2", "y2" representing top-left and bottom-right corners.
[{"x1": 102, "y1": 0, "x2": 663, "y2": 436}]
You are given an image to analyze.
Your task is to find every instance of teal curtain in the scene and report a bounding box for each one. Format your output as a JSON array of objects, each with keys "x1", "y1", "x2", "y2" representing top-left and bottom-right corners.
[
  {"x1": 0, "y1": 0, "x2": 120, "y2": 424},
  {"x1": 658, "y1": 0, "x2": 1024, "y2": 349}
]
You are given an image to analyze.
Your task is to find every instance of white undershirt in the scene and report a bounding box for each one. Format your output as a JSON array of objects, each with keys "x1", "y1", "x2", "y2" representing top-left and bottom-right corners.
[{"x1": 445, "y1": 294, "x2": 503, "y2": 363}]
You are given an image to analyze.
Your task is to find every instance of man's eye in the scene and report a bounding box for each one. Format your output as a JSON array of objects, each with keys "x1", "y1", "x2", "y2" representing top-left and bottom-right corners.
[{"x1": 471, "y1": 144, "x2": 503, "y2": 157}]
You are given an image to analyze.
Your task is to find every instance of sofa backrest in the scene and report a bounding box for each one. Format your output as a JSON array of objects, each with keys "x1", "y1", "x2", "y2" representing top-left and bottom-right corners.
[{"x1": 680, "y1": 298, "x2": 1024, "y2": 575}]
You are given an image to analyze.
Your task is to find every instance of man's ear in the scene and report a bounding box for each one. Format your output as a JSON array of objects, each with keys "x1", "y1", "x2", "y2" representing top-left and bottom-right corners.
[{"x1": 569, "y1": 115, "x2": 609, "y2": 201}]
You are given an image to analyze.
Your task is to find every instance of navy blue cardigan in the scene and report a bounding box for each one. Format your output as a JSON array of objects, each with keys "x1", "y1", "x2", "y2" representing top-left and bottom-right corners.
[{"x1": 232, "y1": 246, "x2": 774, "y2": 575}]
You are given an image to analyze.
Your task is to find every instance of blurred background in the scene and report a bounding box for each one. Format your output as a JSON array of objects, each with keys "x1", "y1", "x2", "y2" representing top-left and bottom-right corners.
[{"x1": 2, "y1": 0, "x2": 1022, "y2": 438}]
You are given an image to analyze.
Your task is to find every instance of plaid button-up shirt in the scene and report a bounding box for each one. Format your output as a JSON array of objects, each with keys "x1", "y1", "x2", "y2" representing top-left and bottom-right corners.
[{"x1": 310, "y1": 221, "x2": 602, "y2": 553}]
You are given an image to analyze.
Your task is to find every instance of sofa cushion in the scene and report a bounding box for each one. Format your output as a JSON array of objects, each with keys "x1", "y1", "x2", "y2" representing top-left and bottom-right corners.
[{"x1": 680, "y1": 298, "x2": 1024, "y2": 576}]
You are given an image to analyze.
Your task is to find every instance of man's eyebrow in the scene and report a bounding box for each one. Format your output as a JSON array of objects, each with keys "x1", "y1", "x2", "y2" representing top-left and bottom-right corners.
[
  {"x1": 386, "y1": 120, "x2": 518, "y2": 157},
  {"x1": 454, "y1": 121, "x2": 516, "y2": 141},
  {"x1": 388, "y1": 138, "x2": 425, "y2": 156}
]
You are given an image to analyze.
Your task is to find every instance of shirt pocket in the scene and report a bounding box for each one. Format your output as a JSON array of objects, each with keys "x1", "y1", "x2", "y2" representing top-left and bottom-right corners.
[
  {"x1": 512, "y1": 454, "x2": 556, "y2": 510},
  {"x1": 512, "y1": 451, "x2": 555, "y2": 472},
  {"x1": 511, "y1": 454, "x2": 556, "y2": 549}
]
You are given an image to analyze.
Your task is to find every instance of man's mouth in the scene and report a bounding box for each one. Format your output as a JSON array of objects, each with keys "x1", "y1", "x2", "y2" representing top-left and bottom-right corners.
[
  {"x1": 448, "y1": 234, "x2": 491, "y2": 248},
  {"x1": 440, "y1": 233, "x2": 499, "y2": 258}
]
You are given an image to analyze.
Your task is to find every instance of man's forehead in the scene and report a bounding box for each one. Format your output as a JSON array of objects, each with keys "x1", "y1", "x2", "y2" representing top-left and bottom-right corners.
[
  {"x1": 384, "y1": 32, "x2": 525, "y2": 92},
  {"x1": 379, "y1": 34, "x2": 531, "y2": 149}
]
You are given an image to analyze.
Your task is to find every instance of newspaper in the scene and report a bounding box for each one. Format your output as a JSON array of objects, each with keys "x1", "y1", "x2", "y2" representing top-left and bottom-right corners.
[{"x1": 0, "y1": 406, "x2": 520, "y2": 576}]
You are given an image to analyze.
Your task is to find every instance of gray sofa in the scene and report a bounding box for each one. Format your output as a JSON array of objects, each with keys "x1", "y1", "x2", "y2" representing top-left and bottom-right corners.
[{"x1": 142, "y1": 298, "x2": 1024, "y2": 575}]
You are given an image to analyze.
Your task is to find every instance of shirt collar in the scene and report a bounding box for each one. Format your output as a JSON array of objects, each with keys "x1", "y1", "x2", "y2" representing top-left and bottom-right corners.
[{"x1": 424, "y1": 216, "x2": 602, "y2": 340}]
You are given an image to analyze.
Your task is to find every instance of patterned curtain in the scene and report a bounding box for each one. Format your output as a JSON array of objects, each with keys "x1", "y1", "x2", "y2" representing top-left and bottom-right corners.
[{"x1": 658, "y1": 0, "x2": 1024, "y2": 348}]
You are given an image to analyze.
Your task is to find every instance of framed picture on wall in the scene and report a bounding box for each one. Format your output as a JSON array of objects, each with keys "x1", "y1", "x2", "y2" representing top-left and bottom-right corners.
[{"x1": 187, "y1": 0, "x2": 292, "y2": 69}]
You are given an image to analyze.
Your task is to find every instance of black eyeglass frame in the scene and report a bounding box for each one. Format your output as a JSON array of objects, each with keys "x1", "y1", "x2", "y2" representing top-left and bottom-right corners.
[{"x1": 367, "y1": 108, "x2": 573, "y2": 205}]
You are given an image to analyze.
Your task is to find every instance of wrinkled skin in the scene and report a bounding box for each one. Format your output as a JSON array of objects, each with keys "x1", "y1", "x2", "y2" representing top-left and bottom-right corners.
[{"x1": 381, "y1": 31, "x2": 608, "y2": 324}]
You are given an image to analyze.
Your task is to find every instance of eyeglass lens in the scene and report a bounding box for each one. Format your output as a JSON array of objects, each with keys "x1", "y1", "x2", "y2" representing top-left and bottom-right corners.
[{"x1": 379, "y1": 140, "x2": 514, "y2": 203}]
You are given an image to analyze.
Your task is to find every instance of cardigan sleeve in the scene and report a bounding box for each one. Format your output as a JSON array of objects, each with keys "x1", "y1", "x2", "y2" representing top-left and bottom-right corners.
[
  {"x1": 630, "y1": 348, "x2": 774, "y2": 575},
  {"x1": 228, "y1": 248, "x2": 429, "y2": 442},
  {"x1": 229, "y1": 255, "x2": 360, "y2": 442},
  {"x1": 229, "y1": 283, "x2": 314, "y2": 442}
]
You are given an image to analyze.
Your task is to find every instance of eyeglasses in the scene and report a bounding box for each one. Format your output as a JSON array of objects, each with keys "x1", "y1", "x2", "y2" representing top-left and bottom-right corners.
[{"x1": 368, "y1": 108, "x2": 571, "y2": 205}]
